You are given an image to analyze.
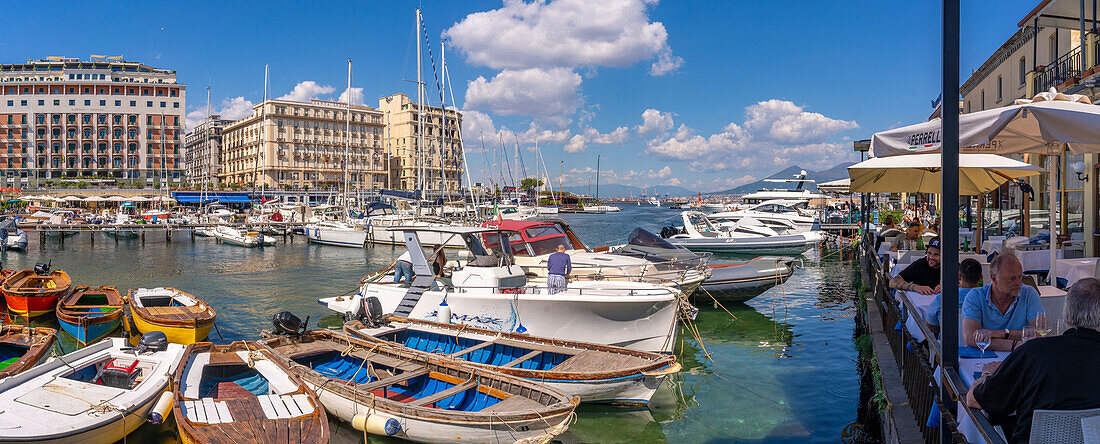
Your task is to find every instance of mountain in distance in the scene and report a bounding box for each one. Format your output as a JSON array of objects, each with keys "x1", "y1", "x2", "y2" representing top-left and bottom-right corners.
[
  {"x1": 558, "y1": 183, "x2": 697, "y2": 197},
  {"x1": 706, "y1": 162, "x2": 856, "y2": 195}
]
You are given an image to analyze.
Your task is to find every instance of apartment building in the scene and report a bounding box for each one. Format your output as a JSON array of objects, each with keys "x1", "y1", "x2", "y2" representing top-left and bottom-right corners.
[
  {"x1": 219, "y1": 99, "x2": 386, "y2": 189},
  {"x1": 0, "y1": 57, "x2": 186, "y2": 185},
  {"x1": 378, "y1": 93, "x2": 463, "y2": 192},
  {"x1": 183, "y1": 115, "x2": 234, "y2": 186}
]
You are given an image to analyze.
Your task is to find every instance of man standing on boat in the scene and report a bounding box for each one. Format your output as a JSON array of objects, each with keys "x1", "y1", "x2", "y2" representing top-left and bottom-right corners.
[
  {"x1": 547, "y1": 243, "x2": 572, "y2": 294},
  {"x1": 393, "y1": 251, "x2": 413, "y2": 285}
]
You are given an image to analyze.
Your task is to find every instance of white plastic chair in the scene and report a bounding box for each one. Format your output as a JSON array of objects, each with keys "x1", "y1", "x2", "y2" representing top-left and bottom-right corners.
[{"x1": 1029, "y1": 407, "x2": 1100, "y2": 444}]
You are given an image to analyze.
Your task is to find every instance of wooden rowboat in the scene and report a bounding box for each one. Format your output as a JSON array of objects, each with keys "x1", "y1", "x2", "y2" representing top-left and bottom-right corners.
[
  {"x1": 258, "y1": 328, "x2": 578, "y2": 443},
  {"x1": 2, "y1": 269, "x2": 73, "y2": 318},
  {"x1": 56, "y1": 285, "x2": 125, "y2": 345},
  {"x1": 172, "y1": 341, "x2": 329, "y2": 444},
  {"x1": 128, "y1": 287, "x2": 216, "y2": 345},
  {"x1": 345, "y1": 316, "x2": 680, "y2": 404},
  {"x1": 0, "y1": 325, "x2": 56, "y2": 379}
]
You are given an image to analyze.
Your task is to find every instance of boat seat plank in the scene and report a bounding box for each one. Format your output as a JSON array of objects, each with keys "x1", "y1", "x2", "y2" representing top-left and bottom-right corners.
[
  {"x1": 192, "y1": 399, "x2": 208, "y2": 423},
  {"x1": 290, "y1": 394, "x2": 315, "y2": 415},
  {"x1": 208, "y1": 352, "x2": 246, "y2": 366},
  {"x1": 447, "y1": 339, "x2": 496, "y2": 357},
  {"x1": 256, "y1": 394, "x2": 278, "y2": 419},
  {"x1": 478, "y1": 394, "x2": 545, "y2": 413},
  {"x1": 264, "y1": 394, "x2": 292, "y2": 419},
  {"x1": 202, "y1": 397, "x2": 220, "y2": 424},
  {"x1": 184, "y1": 400, "x2": 200, "y2": 423},
  {"x1": 281, "y1": 395, "x2": 303, "y2": 417},
  {"x1": 550, "y1": 350, "x2": 650, "y2": 373},
  {"x1": 409, "y1": 378, "x2": 476, "y2": 407},
  {"x1": 358, "y1": 368, "x2": 428, "y2": 390},
  {"x1": 503, "y1": 350, "x2": 542, "y2": 368},
  {"x1": 215, "y1": 400, "x2": 234, "y2": 423}
]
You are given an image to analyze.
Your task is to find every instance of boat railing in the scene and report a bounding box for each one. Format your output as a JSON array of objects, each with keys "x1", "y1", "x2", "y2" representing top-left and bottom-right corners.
[{"x1": 520, "y1": 262, "x2": 697, "y2": 287}]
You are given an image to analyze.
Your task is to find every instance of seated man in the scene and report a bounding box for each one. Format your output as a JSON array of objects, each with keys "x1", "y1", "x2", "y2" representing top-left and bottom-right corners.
[
  {"x1": 962, "y1": 253, "x2": 1042, "y2": 351},
  {"x1": 889, "y1": 237, "x2": 941, "y2": 295},
  {"x1": 926, "y1": 258, "x2": 982, "y2": 337},
  {"x1": 967, "y1": 278, "x2": 1100, "y2": 443},
  {"x1": 889, "y1": 221, "x2": 923, "y2": 252}
]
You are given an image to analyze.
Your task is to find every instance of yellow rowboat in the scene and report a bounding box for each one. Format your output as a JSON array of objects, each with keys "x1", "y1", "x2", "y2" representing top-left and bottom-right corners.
[{"x1": 128, "y1": 288, "x2": 216, "y2": 345}]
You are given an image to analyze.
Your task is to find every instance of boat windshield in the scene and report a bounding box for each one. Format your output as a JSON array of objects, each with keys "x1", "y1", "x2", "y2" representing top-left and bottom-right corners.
[{"x1": 626, "y1": 228, "x2": 679, "y2": 250}]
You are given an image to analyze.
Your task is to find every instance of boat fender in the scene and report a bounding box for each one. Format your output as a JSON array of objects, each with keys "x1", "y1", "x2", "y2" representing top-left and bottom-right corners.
[
  {"x1": 351, "y1": 413, "x2": 401, "y2": 436},
  {"x1": 148, "y1": 391, "x2": 174, "y2": 424},
  {"x1": 438, "y1": 299, "x2": 451, "y2": 324}
]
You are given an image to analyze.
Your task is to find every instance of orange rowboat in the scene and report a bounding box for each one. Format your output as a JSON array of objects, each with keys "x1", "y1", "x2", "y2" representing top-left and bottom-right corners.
[{"x1": 2, "y1": 269, "x2": 73, "y2": 318}]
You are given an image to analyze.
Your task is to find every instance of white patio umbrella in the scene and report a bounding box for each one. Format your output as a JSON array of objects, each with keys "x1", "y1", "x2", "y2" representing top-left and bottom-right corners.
[
  {"x1": 848, "y1": 153, "x2": 1043, "y2": 195},
  {"x1": 61, "y1": 195, "x2": 84, "y2": 202},
  {"x1": 128, "y1": 196, "x2": 150, "y2": 202},
  {"x1": 817, "y1": 178, "x2": 851, "y2": 194},
  {"x1": 871, "y1": 89, "x2": 1100, "y2": 279},
  {"x1": 83, "y1": 195, "x2": 106, "y2": 203},
  {"x1": 105, "y1": 196, "x2": 128, "y2": 202}
]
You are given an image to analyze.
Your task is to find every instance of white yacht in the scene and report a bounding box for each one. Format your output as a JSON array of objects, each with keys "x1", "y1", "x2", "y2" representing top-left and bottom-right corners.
[
  {"x1": 583, "y1": 204, "x2": 620, "y2": 213},
  {"x1": 319, "y1": 227, "x2": 692, "y2": 353},
  {"x1": 710, "y1": 199, "x2": 821, "y2": 236},
  {"x1": 211, "y1": 225, "x2": 274, "y2": 247},
  {"x1": 664, "y1": 211, "x2": 818, "y2": 255},
  {"x1": 305, "y1": 219, "x2": 367, "y2": 248}
]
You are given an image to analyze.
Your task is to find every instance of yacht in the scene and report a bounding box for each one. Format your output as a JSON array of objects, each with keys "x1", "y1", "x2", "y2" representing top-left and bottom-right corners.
[
  {"x1": 663, "y1": 211, "x2": 817, "y2": 255},
  {"x1": 710, "y1": 199, "x2": 821, "y2": 236},
  {"x1": 740, "y1": 170, "x2": 829, "y2": 205},
  {"x1": 319, "y1": 226, "x2": 692, "y2": 353},
  {"x1": 210, "y1": 225, "x2": 274, "y2": 247},
  {"x1": 305, "y1": 219, "x2": 367, "y2": 248},
  {"x1": 583, "y1": 204, "x2": 620, "y2": 213},
  {"x1": 647, "y1": 197, "x2": 661, "y2": 207}
]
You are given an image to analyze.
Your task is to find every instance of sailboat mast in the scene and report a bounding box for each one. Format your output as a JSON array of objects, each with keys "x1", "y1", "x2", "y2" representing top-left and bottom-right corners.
[
  {"x1": 344, "y1": 59, "x2": 352, "y2": 212},
  {"x1": 595, "y1": 155, "x2": 600, "y2": 201},
  {"x1": 416, "y1": 8, "x2": 424, "y2": 216},
  {"x1": 443, "y1": 42, "x2": 476, "y2": 209},
  {"x1": 260, "y1": 64, "x2": 268, "y2": 199},
  {"x1": 202, "y1": 84, "x2": 211, "y2": 203}
]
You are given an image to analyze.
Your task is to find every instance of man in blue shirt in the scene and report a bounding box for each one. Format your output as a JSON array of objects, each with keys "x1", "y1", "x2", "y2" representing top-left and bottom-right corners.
[
  {"x1": 926, "y1": 258, "x2": 983, "y2": 336},
  {"x1": 546, "y1": 243, "x2": 572, "y2": 294},
  {"x1": 962, "y1": 253, "x2": 1043, "y2": 351}
]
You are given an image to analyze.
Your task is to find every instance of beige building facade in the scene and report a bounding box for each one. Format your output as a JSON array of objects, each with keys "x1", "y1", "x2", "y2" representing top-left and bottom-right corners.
[
  {"x1": 959, "y1": 0, "x2": 1100, "y2": 255},
  {"x1": 378, "y1": 93, "x2": 463, "y2": 193},
  {"x1": 219, "y1": 99, "x2": 386, "y2": 190}
]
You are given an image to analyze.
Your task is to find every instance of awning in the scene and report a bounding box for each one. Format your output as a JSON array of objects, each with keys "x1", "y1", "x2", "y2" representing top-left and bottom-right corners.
[{"x1": 172, "y1": 192, "x2": 253, "y2": 204}]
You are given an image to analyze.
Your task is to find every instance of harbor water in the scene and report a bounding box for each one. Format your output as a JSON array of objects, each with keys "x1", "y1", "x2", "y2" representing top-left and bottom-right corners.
[{"x1": 6, "y1": 205, "x2": 861, "y2": 443}]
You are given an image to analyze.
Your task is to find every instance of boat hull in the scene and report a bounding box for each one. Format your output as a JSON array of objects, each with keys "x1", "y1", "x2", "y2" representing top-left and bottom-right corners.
[
  {"x1": 131, "y1": 314, "x2": 213, "y2": 345},
  {"x1": 307, "y1": 381, "x2": 571, "y2": 443},
  {"x1": 306, "y1": 227, "x2": 366, "y2": 247},
  {"x1": 58, "y1": 317, "x2": 121, "y2": 345},
  {"x1": 5, "y1": 294, "x2": 62, "y2": 318},
  {"x1": 322, "y1": 283, "x2": 682, "y2": 353},
  {"x1": 668, "y1": 236, "x2": 815, "y2": 255}
]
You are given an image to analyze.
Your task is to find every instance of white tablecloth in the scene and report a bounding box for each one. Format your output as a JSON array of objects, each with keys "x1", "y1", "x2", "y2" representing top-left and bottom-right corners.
[
  {"x1": 981, "y1": 239, "x2": 1005, "y2": 254},
  {"x1": 1015, "y1": 248, "x2": 1062, "y2": 273},
  {"x1": 957, "y1": 350, "x2": 1012, "y2": 444},
  {"x1": 1055, "y1": 258, "x2": 1098, "y2": 289},
  {"x1": 899, "y1": 291, "x2": 938, "y2": 342}
]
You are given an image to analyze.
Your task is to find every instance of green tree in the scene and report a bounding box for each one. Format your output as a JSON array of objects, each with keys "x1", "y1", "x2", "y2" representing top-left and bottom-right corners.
[{"x1": 519, "y1": 177, "x2": 543, "y2": 194}]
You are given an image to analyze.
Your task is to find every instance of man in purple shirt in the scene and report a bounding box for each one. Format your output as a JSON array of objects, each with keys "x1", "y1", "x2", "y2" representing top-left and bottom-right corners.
[{"x1": 547, "y1": 243, "x2": 572, "y2": 294}]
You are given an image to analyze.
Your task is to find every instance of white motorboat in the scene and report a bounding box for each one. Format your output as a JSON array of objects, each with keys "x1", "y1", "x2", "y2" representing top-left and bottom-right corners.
[
  {"x1": 0, "y1": 218, "x2": 27, "y2": 251},
  {"x1": 664, "y1": 211, "x2": 818, "y2": 255},
  {"x1": 319, "y1": 227, "x2": 691, "y2": 353},
  {"x1": 710, "y1": 199, "x2": 822, "y2": 236},
  {"x1": 210, "y1": 225, "x2": 274, "y2": 247},
  {"x1": 583, "y1": 205, "x2": 620, "y2": 213},
  {"x1": 306, "y1": 220, "x2": 367, "y2": 247},
  {"x1": 0, "y1": 335, "x2": 186, "y2": 443},
  {"x1": 102, "y1": 203, "x2": 140, "y2": 239},
  {"x1": 647, "y1": 197, "x2": 661, "y2": 207},
  {"x1": 483, "y1": 219, "x2": 710, "y2": 296},
  {"x1": 366, "y1": 214, "x2": 468, "y2": 248},
  {"x1": 536, "y1": 206, "x2": 560, "y2": 214}
]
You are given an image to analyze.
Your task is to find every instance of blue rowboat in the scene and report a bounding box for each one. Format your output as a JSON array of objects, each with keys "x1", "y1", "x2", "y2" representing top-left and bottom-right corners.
[{"x1": 55, "y1": 286, "x2": 124, "y2": 344}]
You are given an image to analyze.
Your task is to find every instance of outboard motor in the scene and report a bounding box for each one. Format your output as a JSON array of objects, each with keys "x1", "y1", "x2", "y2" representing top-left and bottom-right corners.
[
  {"x1": 33, "y1": 260, "x2": 51, "y2": 276},
  {"x1": 344, "y1": 296, "x2": 385, "y2": 327},
  {"x1": 272, "y1": 311, "x2": 309, "y2": 336},
  {"x1": 135, "y1": 331, "x2": 169, "y2": 354}
]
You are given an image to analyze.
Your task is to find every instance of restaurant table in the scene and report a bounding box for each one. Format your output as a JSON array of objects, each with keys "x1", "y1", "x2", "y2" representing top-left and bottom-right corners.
[
  {"x1": 899, "y1": 290, "x2": 938, "y2": 342},
  {"x1": 960, "y1": 230, "x2": 975, "y2": 247},
  {"x1": 981, "y1": 236, "x2": 1007, "y2": 254},
  {"x1": 1036, "y1": 285, "x2": 1068, "y2": 325},
  {"x1": 956, "y1": 350, "x2": 1012, "y2": 444},
  {"x1": 1015, "y1": 248, "x2": 1062, "y2": 273},
  {"x1": 1055, "y1": 258, "x2": 1099, "y2": 289}
]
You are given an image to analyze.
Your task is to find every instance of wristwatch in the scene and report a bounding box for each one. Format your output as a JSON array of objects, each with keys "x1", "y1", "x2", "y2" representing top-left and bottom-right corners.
[{"x1": 1003, "y1": 329, "x2": 1010, "y2": 339}]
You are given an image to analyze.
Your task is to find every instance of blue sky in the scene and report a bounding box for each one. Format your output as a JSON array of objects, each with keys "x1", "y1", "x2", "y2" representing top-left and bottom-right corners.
[{"x1": 0, "y1": 0, "x2": 1043, "y2": 191}]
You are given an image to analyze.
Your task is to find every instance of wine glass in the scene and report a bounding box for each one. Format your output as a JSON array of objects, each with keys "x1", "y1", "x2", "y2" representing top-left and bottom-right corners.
[
  {"x1": 975, "y1": 330, "x2": 992, "y2": 358},
  {"x1": 1022, "y1": 325, "x2": 1037, "y2": 343},
  {"x1": 1057, "y1": 319, "x2": 1069, "y2": 335},
  {"x1": 1035, "y1": 313, "x2": 1052, "y2": 337}
]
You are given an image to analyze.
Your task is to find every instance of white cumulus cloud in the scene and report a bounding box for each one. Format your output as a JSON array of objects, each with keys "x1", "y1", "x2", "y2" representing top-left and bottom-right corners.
[
  {"x1": 445, "y1": 0, "x2": 680, "y2": 75},
  {"x1": 338, "y1": 87, "x2": 365, "y2": 106},
  {"x1": 561, "y1": 125, "x2": 630, "y2": 153},
  {"x1": 644, "y1": 99, "x2": 858, "y2": 173},
  {"x1": 636, "y1": 108, "x2": 674, "y2": 135},
  {"x1": 278, "y1": 81, "x2": 336, "y2": 103},
  {"x1": 465, "y1": 68, "x2": 582, "y2": 116},
  {"x1": 185, "y1": 96, "x2": 255, "y2": 131}
]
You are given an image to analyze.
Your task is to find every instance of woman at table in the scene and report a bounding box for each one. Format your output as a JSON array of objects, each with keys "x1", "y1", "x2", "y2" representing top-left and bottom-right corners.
[
  {"x1": 961, "y1": 253, "x2": 1043, "y2": 352},
  {"x1": 966, "y1": 278, "x2": 1100, "y2": 443}
]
